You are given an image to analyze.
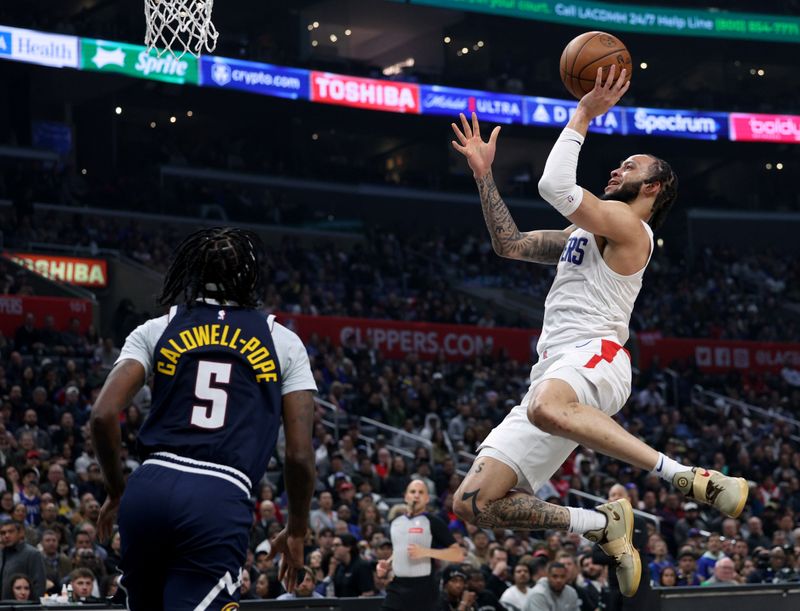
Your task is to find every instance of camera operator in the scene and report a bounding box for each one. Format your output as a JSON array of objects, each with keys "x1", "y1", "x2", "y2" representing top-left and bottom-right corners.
[{"x1": 747, "y1": 546, "x2": 799, "y2": 583}]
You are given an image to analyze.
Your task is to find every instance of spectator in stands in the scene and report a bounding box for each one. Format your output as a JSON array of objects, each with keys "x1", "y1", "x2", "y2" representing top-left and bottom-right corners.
[
  {"x1": 14, "y1": 313, "x2": 40, "y2": 354},
  {"x1": 576, "y1": 553, "x2": 604, "y2": 609},
  {"x1": 39, "y1": 529, "x2": 70, "y2": 592},
  {"x1": 465, "y1": 567, "x2": 504, "y2": 611},
  {"x1": 527, "y1": 562, "x2": 579, "y2": 611},
  {"x1": 250, "y1": 500, "x2": 278, "y2": 550},
  {"x1": 701, "y1": 557, "x2": 738, "y2": 586},
  {"x1": 239, "y1": 569, "x2": 255, "y2": 600},
  {"x1": 675, "y1": 549, "x2": 702, "y2": 586},
  {"x1": 9, "y1": 573, "x2": 33, "y2": 602},
  {"x1": 696, "y1": 533, "x2": 726, "y2": 580},
  {"x1": 647, "y1": 536, "x2": 673, "y2": 585},
  {"x1": 500, "y1": 562, "x2": 534, "y2": 611},
  {"x1": 674, "y1": 502, "x2": 707, "y2": 549},
  {"x1": 276, "y1": 566, "x2": 323, "y2": 600},
  {"x1": 438, "y1": 565, "x2": 476, "y2": 611},
  {"x1": 746, "y1": 517, "x2": 771, "y2": 552},
  {"x1": 384, "y1": 456, "x2": 411, "y2": 498},
  {"x1": 331, "y1": 533, "x2": 373, "y2": 597},
  {"x1": 92, "y1": 338, "x2": 119, "y2": 373},
  {"x1": 0, "y1": 519, "x2": 45, "y2": 599},
  {"x1": 483, "y1": 547, "x2": 511, "y2": 599},
  {"x1": 67, "y1": 567, "x2": 100, "y2": 602},
  {"x1": 658, "y1": 566, "x2": 678, "y2": 587}
]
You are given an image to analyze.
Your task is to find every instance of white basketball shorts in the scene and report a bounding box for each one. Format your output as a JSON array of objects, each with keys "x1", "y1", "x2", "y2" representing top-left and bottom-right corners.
[{"x1": 478, "y1": 338, "x2": 632, "y2": 494}]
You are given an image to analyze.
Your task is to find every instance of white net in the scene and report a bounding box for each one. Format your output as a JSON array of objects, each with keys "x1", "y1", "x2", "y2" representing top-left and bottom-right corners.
[{"x1": 144, "y1": 0, "x2": 219, "y2": 58}]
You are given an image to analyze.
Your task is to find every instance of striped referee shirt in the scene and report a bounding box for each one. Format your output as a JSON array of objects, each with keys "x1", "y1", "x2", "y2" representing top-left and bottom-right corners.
[{"x1": 390, "y1": 513, "x2": 455, "y2": 578}]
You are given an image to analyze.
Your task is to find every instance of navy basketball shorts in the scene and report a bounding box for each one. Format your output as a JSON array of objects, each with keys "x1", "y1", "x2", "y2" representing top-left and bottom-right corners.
[{"x1": 117, "y1": 458, "x2": 252, "y2": 611}]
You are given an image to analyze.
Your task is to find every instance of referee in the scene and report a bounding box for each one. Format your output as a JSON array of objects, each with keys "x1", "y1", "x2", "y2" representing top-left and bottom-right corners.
[{"x1": 378, "y1": 479, "x2": 465, "y2": 611}]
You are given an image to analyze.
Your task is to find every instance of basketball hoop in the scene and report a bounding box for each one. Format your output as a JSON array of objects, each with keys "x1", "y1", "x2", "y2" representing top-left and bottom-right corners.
[{"x1": 144, "y1": 0, "x2": 219, "y2": 58}]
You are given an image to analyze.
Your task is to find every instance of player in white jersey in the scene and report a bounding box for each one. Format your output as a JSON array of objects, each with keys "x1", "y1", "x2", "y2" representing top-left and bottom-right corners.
[{"x1": 449, "y1": 66, "x2": 748, "y2": 598}]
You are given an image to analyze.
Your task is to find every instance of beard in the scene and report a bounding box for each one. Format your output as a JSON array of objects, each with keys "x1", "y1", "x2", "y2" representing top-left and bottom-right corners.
[{"x1": 601, "y1": 179, "x2": 643, "y2": 203}]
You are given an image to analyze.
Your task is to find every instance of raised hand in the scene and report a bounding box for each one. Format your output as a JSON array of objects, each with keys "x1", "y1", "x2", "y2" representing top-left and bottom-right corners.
[
  {"x1": 451, "y1": 112, "x2": 501, "y2": 180},
  {"x1": 577, "y1": 64, "x2": 630, "y2": 120}
]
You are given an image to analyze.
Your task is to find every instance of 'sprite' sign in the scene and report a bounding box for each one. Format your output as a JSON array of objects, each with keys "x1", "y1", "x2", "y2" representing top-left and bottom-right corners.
[{"x1": 310, "y1": 72, "x2": 420, "y2": 114}]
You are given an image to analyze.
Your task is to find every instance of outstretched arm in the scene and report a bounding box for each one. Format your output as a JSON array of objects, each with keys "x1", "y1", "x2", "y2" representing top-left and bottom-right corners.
[
  {"x1": 452, "y1": 112, "x2": 572, "y2": 264},
  {"x1": 538, "y1": 66, "x2": 641, "y2": 243}
]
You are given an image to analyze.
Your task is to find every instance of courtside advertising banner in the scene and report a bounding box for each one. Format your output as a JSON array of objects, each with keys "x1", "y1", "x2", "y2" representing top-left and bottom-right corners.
[
  {"x1": 310, "y1": 71, "x2": 421, "y2": 114},
  {"x1": 729, "y1": 113, "x2": 800, "y2": 143},
  {"x1": 5, "y1": 252, "x2": 108, "y2": 287},
  {"x1": 627, "y1": 107, "x2": 728, "y2": 140},
  {"x1": 0, "y1": 295, "x2": 93, "y2": 336},
  {"x1": 523, "y1": 96, "x2": 625, "y2": 135},
  {"x1": 80, "y1": 38, "x2": 199, "y2": 85},
  {"x1": 278, "y1": 313, "x2": 538, "y2": 362},
  {"x1": 638, "y1": 337, "x2": 800, "y2": 373},
  {"x1": 0, "y1": 25, "x2": 78, "y2": 68},
  {"x1": 404, "y1": 1, "x2": 800, "y2": 44},
  {"x1": 200, "y1": 57, "x2": 309, "y2": 100},
  {"x1": 420, "y1": 85, "x2": 524, "y2": 124}
]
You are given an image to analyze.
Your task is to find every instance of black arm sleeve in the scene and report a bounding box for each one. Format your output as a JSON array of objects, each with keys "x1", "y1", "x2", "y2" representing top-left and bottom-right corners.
[{"x1": 428, "y1": 514, "x2": 456, "y2": 549}]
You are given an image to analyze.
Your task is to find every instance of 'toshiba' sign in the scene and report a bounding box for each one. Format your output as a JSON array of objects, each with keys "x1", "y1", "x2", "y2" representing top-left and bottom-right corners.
[{"x1": 5, "y1": 252, "x2": 108, "y2": 287}]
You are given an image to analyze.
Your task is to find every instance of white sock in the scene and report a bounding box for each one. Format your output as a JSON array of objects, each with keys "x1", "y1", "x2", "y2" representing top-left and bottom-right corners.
[
  {"x1": 568, "y1": 507, "x2": 607, "y2": 534},
  {"x1": 652, "y1": 452, "x2": 690, "y2": 483}
]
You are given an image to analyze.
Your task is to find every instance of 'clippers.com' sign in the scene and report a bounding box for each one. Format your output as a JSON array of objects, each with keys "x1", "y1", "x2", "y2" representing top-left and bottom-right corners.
[
  {"x1": 277, "y1": 313, "x2": 537, "y2": 362},
  {"x1": 310, "y1": 72, "x2": 420, "y2": 114},
  {"x1": 5, "y1": 252, "x2": 108, "y2": 287}
]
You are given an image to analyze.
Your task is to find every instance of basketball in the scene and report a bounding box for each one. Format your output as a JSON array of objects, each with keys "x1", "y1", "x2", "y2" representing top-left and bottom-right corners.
[{"x1": 560, "y1": 31, "x2": 633, "y2": 100}]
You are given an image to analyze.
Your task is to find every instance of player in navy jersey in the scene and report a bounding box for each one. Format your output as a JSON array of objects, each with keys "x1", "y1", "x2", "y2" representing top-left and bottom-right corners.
[{"x1": 90, "y1": 228, "x2": 316, "y2": 611}]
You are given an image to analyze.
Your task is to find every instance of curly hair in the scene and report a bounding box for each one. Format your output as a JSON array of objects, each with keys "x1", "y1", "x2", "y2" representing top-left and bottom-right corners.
[
  {"x1": 157, "y1": 227, "x2": 265, "y2": 308},
  {"x1": 644, "y1": 156, "x2": 678, "y2": 231}
]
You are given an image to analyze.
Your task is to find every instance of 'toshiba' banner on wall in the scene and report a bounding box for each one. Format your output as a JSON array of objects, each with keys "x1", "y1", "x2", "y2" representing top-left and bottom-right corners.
[
  {"x1": 4, "y1": 252, "x2": 108, "y2": 287},
  {"x1": 277, "y1": 313, "x2": 538, "y2": 361}
]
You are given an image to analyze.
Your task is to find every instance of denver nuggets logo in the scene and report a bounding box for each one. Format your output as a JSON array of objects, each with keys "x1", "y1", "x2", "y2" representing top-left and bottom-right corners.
[{"x1": 222, "y1": 603, "x2": 239, "y2": 611}]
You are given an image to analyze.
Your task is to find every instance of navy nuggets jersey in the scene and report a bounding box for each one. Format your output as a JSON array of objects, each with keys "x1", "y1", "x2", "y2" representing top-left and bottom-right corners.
[{"x1": 138, "y1": 303, "x2": 283, "y2": 490}]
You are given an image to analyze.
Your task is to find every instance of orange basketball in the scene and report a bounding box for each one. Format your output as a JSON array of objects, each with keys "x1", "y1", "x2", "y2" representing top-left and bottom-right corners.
[{"x1": 560, "y1": 31, "x2": 633, "y2": 100}]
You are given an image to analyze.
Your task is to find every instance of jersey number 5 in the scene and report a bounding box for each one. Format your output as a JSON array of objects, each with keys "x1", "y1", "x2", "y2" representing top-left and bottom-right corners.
[{"x1": 191, "y1": 360, "x2": 232, "y2": 429}]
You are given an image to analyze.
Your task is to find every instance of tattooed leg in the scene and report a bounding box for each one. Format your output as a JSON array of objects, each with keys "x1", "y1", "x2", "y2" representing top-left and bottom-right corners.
[{"x1": 466, "y1": 490, "x2": 570, "y2": 531}]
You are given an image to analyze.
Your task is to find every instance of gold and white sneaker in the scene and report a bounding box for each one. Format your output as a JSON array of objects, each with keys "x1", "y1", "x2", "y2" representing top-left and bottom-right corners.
[
  {"x1": 585, "y1": 498, "x2": 641, "y2": 598},
  {"x1": 673, "y1": 468, "x2": 749, "y2": 518}
]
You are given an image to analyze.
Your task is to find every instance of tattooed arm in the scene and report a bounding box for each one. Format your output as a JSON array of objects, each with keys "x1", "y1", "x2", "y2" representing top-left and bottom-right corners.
[
  {"x1": 477, "y1": 171, "x2": 573, "y2": 264},
  {"x1": 451, "y1": 112, "x2": 572, "y2": 265}
]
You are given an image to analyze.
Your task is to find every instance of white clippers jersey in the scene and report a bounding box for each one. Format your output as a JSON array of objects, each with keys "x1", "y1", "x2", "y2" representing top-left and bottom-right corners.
[{"x1": 536, "y1": 221, "x2": 653, "y2": 356}]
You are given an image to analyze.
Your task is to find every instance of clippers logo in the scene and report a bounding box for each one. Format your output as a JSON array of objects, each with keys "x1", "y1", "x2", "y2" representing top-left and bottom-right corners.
[{"x1": 211, "y1": 62, "x2": 231, "y2": 86}]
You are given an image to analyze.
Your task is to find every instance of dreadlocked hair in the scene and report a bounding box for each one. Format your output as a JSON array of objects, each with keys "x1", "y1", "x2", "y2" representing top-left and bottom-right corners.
[
  {"x1": 644, "y1": 156, "x2": 678, "y2": 231},
  {"x1": 157, "y1": 227, "x2": 265, "y2": 308}
]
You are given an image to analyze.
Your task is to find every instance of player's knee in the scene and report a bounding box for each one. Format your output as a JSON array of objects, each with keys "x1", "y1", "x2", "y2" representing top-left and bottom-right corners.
[{"x1": 527, "y1": 397, "x2": 567, "y2": 434}]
